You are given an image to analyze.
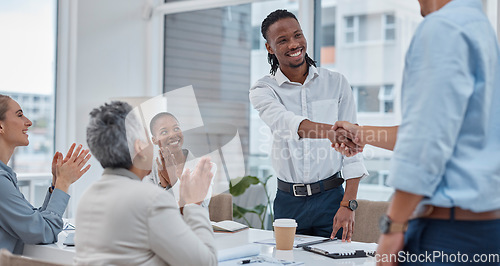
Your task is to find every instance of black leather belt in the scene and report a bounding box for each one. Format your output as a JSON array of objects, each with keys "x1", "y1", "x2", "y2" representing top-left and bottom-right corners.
[{"x1": 277, "y1": 172, "x2": 344, "y2": 197}]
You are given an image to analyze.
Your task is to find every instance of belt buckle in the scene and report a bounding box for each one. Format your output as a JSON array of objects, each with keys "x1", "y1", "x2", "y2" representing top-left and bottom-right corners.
[{"x1": 293, "y1": 184, "x2": 312, "y2": 197}]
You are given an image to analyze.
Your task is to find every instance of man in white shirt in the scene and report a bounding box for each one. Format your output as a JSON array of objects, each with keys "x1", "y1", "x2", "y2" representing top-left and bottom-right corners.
[{"x1": 249, "y1": 9, "x2": 367, "y2": 241}]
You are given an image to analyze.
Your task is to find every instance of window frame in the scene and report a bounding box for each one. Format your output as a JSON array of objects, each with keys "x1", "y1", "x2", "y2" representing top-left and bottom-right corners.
[{"x1": 382, "y1": 13, "x2": 396, "y2": 42}]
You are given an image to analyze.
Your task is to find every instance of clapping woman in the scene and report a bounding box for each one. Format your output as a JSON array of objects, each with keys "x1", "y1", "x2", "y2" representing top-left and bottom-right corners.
[
  {"x1": 74, "y1": 101, "x2": 216, "y2": 265},
  {"x1": 0, "y1": 94, "x2": 91, "y2": 254}
]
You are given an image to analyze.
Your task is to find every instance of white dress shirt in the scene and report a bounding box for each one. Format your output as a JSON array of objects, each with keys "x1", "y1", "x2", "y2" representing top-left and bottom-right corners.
[
  {"x1": 249, "y1": 66, "x2": 368, "y2": 184},
  {"x1": 74, "y1": 168, "x2": 217, "y2": 266}
]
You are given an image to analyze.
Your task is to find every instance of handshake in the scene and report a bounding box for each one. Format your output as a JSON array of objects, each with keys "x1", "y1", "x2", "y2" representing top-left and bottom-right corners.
[{"x1": 328, "y1": 121, "x2": 365, "y2": 157}]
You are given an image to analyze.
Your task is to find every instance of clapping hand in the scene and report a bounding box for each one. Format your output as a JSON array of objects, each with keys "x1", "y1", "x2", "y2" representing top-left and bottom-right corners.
[
  {"x1": 51, "y1": 143, "x2": 84, "y2": 188},
  {"x1": 178, "y1": 157, "x2": 213, "y2": 207},
  {"x1": 54, "y1": 143, "x2": 91, "y2": 193},
  {"x1": 157, "y1": 143, "x2": 179, "y2": 188}
]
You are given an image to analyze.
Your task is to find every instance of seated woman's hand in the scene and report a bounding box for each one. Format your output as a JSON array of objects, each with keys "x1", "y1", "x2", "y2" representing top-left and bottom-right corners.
[
  {"x1": 54, "y1": 143, "x2": 92, "y2": 193},
  {"x1": 178, "y1": 157, "x2": 213, "y2": 207},
  {"x1": 157, "y1": 146, "x2": 179, "y2": 188}
]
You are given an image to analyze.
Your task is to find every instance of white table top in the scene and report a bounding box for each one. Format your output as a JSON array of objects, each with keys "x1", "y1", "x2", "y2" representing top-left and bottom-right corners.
[{"x1": 24, "y1": 229, "x2": 376, "y2": 265}]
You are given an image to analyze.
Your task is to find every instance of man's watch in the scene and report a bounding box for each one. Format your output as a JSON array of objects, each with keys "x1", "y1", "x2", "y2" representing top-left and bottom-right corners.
[
  {"x1": 379, "y1": 214, "x2": 408, "y2": 234},
  {"x1": 340, "y1": 199, "x2": 358, "y2": 211}
]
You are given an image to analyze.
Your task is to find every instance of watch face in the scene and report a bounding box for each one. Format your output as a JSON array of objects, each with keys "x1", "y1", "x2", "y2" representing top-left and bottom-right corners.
[
  {"x1": 349, "y1": 200, "x2": 358, "y2": 211},
  {"x1": 379, "y1": 214, "x2": 390, "y2": 234}
]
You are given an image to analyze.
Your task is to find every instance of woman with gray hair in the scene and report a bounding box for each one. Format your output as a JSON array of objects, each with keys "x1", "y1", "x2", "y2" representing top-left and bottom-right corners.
[{"x1": 74, "y1": 101, "x2": 217, "y2": 266}]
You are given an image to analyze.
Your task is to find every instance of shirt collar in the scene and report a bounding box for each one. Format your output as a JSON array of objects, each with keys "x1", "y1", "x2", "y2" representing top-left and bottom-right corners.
[
  {"x1": 103, "y1": 168, "x2": 141, "y2": 181},
  {"x1": 0, "y1": 160, "x2": 17, "y2": 184},
  {"x1": 436, "y1": 0, "x2": 482, "y2": 13},
  {"x1": 275, "y1": 65, "x2": 319, "y2": 86}
]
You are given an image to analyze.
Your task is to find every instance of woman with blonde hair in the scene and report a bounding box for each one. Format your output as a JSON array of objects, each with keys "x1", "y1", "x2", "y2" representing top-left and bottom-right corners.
[{"x1": 0, "y1": 94, "x2": 91, "y2": 254}]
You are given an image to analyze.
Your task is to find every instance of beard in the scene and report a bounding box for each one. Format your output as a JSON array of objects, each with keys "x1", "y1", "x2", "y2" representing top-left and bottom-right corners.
[{"x1": 289, "y1": 57, "x2": 306, "y2": 68}]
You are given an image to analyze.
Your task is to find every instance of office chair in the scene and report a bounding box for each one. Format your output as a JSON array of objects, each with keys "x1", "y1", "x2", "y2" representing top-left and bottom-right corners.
[
  {"x1": 209, "y1": 193, "x2": 233, "y2": 222},
  {"x1": 351, "y1": 199, "x2": 390, "y2": 243}
]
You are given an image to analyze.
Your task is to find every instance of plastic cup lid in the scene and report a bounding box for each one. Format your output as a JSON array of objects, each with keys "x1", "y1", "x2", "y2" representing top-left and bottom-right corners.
[{"x1": 273, "y1": 218, "x2": 297, "y2": 227}]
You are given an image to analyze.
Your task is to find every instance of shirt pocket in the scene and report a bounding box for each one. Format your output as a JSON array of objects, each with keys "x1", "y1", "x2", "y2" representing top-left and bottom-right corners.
[{"x1": 311, "y1": 99, "x2": 338, "y2": 124}]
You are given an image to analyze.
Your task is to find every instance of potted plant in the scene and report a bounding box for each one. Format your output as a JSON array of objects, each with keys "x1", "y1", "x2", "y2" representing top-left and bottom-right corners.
[{"x1": 229, "y1": 175, "x2": 274, "y2": 229}]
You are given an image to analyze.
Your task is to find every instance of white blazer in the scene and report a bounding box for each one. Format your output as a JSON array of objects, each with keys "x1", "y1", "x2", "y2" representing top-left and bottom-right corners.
[{"x1": 74, "y1": 168, "x2": 217, "y2": 266}]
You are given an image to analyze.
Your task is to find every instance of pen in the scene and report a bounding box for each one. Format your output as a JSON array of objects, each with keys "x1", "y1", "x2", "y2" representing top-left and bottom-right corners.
[
  {"x1": 294, "y1": 237, "x2": 336, "y2": 248},
  {"x1": 238, "y1": 258, "x2": 262, "y2": 264}
]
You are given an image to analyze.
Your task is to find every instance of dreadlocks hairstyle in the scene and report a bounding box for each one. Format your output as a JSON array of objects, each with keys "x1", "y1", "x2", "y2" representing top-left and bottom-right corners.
[{"x1": 261, "y1": 9, "x2": 316, "y2": 75}]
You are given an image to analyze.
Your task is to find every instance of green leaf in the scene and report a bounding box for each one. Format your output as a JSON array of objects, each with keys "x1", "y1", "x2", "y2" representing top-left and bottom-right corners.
[
  {"x1": 229, "y1": 175, "x2": 260, "y2": 197},
  {"x1": 251, "y1": 204, "x2": 267, "y2": 216},
  {"x1": 232, "y1": 204, "x2": 258, "y2": 219}
]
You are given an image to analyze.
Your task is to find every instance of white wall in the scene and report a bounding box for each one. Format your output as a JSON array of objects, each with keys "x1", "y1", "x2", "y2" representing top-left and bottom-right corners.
[{"x1": 57, "y1": 0, "x2": 161, "y2": 216}]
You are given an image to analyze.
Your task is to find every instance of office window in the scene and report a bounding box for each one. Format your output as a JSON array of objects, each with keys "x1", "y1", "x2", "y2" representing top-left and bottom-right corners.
[
  {"x1": 323, "y1": 24, "x2": 335, "y2": 46},
  {"x1": 0, "y1": 0, "x2": 57, "y2": 205},
  {"x1": 344, "y1": 16, "x2": 356, "y2": 43},
  {"x1": 384, "y1": 14, "x2": 396, "y2": 41},
  {"x1": 379, "y1": 84, "x2": 395, "y2": 113},
  {"x1": 353, "y1": 84, "x2": 395, "y2": 113},
  {"x1": 354, "y1": 86, "x2": 380, "y2": 113},
  {"x1": 344, "y1": 14, "x2": 382, "y2": 44},
  {"x1": 252, "y1": 25, "x2": 263, "y2": 50},
  {"x1": 322, "y1": 0, "x2": 422, "y2": 200},
  {"x1": 163, "y1": 0, "x2": 294, "y2": 228}
]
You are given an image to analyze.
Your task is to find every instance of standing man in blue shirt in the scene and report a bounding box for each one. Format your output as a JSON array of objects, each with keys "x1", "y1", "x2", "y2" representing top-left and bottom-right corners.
[
  {"x1": 332, "y1": 0, "x2": 500, "y2": 264},
  {"x1": 249, "y1": 9, "x2": 367, "y2": 241}
]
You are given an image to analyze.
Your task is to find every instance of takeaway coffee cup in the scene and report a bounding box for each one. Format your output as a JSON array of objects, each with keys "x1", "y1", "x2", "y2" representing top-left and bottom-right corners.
[{"x1": 273, "y1": 219, "x2": 297, "y2": 250}]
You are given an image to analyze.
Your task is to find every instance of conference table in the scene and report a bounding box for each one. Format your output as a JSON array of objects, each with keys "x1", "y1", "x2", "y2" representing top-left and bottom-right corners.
[{"x1": 24, "y1": 228, "x2": 376, "y2": 265}]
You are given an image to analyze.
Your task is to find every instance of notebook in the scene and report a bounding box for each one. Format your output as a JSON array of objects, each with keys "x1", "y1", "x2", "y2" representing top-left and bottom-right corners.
[
  {"x1": 303, "y1": 240, "x2": 377, "y2": 259},
  {"x1": 211, "y1": 220, "x2": 248, "y2": 233},
  {"x1": 218, "y1": 244, "x2": 260, "y2": 262}
]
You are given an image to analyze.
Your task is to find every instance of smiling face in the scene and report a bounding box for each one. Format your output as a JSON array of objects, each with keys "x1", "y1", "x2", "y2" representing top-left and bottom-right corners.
[
  {"x1": 0, "y1": 99, "x2": 32, "y2": 148},
  {"x1": 151, "y1": 115, "x2": 184, "y2": 153},
  {"x1": 265, "y1": 17, "x2": 307, "y2": 74}
]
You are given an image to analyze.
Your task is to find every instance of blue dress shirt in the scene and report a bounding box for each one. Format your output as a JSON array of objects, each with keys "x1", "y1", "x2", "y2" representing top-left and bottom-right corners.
[
  {"x1": 0, "y1": 160, "x2": 69, "y2": 254},
  {"x1": 387, "y1": 0, "x2": 500, "y2": 212}
]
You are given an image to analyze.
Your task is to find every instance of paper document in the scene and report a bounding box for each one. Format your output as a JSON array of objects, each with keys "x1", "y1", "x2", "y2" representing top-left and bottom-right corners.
[
  {"x1": 218, "y1": 244, "x2": 260, "y2": 262},
  {"x1": 219, "y1": 255, "x2": 304, "y2": 266},
  {"x1": 253, "y1": 234, "x2": 330, "y2": 248}
]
